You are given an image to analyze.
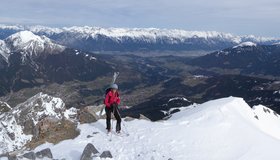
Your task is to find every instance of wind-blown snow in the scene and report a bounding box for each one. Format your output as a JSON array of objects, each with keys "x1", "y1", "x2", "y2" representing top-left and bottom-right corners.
[
  {"x1": 35, "y1": 97, "x2": 280, "y2": 160},
  {"x1": 0, "y1": 40, "x2": 10, "y2": 62},
  {"x1": 233, "y1": 41, "x2": 257, "y2": 48},
  {"x1": 168, "y1": 97, "x2": 191, "y2": 103},
  {"x1": 273, "y1": 42, "x2": 280, "y2": 45}
]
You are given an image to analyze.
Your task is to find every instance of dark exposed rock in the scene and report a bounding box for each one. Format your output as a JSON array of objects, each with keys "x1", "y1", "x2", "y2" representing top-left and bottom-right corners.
[
  {"x1": 7, "y1": 154, "x2": 17, "y2": 160},
  {"x1": 35, "y1": 148, "x2": 53, "y2": 159},
  {"x1": 80, "y1": 143, "x2": 99, "y2": 160},
  {"x1": 7, "y1": 132, "x2": 15, "y2": 141},
  {"x1": 22, "y1": 152, "x2": 36, "y2": 160},
  {"x1": 87, "y1": 135, "x2": 93, "y2": 138},
  {"x1": 0, "y1": 102, "x2": 11, "y2": 113},
  {"x1": 100, "y1": 151, "x2": 113, "y2": 159}
]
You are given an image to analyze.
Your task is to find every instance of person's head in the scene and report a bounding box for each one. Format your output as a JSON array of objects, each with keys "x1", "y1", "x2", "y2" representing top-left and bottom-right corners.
[{"x1": 110, "y1": 84, "x2": 118, "y2": 92}]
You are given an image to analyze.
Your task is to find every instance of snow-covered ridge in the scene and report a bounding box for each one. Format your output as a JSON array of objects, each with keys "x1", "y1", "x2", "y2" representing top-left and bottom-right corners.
[
  {"x1": 35, "y1": 97, "x2": 280, "y2": 160},
  {"x1": 0, "y1": 31, "x2": 65, "y2": 62},
  {"x1": 61, "y1": 26, "x2": 242, "y2": 43}
]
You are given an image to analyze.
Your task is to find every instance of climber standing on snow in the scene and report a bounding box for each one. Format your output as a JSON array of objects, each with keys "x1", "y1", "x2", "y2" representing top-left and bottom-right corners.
[{"x1": 104, "y1": 83, "x2": 122, "y2": 133}]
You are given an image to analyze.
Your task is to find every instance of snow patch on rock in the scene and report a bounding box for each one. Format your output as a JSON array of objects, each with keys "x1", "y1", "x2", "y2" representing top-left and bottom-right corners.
[
  {"x1": 0, "y1": 93, "x2": 73, "y2": 154},
  {"x1": 233, "y1": 41, "x2": 257, "y2": 48}
]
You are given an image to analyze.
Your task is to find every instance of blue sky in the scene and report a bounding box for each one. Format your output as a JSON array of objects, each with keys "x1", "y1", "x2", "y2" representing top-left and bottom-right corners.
[{"x1": 0, "y1": 0, "x2": 279, "y2": 37}]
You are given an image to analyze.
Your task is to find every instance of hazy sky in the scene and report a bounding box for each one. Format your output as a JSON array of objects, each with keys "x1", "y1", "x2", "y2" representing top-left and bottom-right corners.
[{"x1": 0, "y1": 0, "x2": 279, "y2": 37}]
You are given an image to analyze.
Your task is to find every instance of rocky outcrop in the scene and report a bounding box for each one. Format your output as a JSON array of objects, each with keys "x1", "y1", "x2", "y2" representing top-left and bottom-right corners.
[
  {"x1": 78, "y1": 105, "x2": 105, "y2": 124},
  {"x1": 35, "y1": 148, "x2": 53, "y2": 159},
  {"x1": 100, "y1": 151, "x2": 113, "y2": 159},
  {"x1": 0, "y1": 93, "x2": 79, "y2": 154},
  {"x1": 26, "y1": 118, "x2": 79, "y2": 149},
  {"x1": 22, "y1": 152, "x2": 36, "y2": 160},
  {"x1": 0, "y1": 101, "x2": 11, "y2": 113},
  {"x1": 80, "y1": 143, "x2": 99, "y2": 160}
]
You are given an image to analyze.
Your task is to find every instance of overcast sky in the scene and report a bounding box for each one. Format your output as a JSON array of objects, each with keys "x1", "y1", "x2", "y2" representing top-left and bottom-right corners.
[{"x1": 0, "y1": 0, "x2": 279, "y2": 37}]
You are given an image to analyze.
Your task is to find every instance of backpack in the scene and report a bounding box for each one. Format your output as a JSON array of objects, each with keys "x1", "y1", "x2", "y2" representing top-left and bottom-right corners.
[
  {"x1": 104, "y1": 88, "x2": 111, "y2": 105},
  {"x1": 104, "y1": 88, "x2": 119, "y2": 106}
]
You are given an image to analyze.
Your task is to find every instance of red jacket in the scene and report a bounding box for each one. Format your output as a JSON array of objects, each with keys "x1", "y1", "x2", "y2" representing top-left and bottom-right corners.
[{"x1": 104, "y1": 90, "x2": 120, "y2": 108}]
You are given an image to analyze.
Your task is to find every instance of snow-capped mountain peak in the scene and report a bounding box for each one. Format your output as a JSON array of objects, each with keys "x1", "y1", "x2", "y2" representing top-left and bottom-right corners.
[
  {"x1": 4, "y1": 31, "x2": 65, "y2": 57},
  {"x1": 0, "y1": 31, "x2": 65, "y2": 63},
  {"x1": 273, "y1": 42, "x2": 280, "y2": 45},
  {"x1": 6, "y1": 31, "x2": 44, "y2": 46}
]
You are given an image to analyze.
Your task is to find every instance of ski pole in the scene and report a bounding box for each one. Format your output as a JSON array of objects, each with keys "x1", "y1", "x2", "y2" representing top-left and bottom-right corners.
[{"x1": 122, "y1": 121, "x2": 129, "y2": 136}]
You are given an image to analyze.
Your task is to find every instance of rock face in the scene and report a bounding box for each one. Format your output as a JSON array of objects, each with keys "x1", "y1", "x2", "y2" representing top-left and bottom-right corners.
[
  {"x1": 78, "y1": 106, "x2": 99, "y2": 124},
  {"x1": 35, "y1": 148, "x2": 53, "y2": 159},
  {"x1": 0, "y1": 92, "x2": 79, "y2": 154},
  {"x1": 0, "y1": 101, "x2": 11, "y2": 113},
  {"x1": 80, "y1": 143, "x2": 99, "y2": 160},
  {"x1": 22, "y1": 152, "x2": 36, "y2": 160},
  {"x1": 100, "y1": 151, "x2": 113, "y2": 159}
]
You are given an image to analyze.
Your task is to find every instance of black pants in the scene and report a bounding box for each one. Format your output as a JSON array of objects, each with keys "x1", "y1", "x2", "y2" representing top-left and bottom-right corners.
[{"x1": 105, "y1": 104, "x2": 121, "y2": 132}]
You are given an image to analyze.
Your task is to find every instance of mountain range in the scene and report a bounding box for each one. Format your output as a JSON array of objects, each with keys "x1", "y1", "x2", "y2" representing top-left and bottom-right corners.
[{"x1": 1, "y1": 24, "x2": 280, "y2": 52}]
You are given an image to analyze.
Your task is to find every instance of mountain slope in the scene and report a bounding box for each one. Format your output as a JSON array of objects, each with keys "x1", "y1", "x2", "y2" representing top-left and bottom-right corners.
[
  {"x1": 0, "y1": 31, "x2": 114, "y2": 96},
  {"x1": 32, "y1": 97, "x2": 280, "y2": 160},
  {"x1": 1, "y1": 25, "x2": 280, "y2": 52},
  {"x1": 191, "y1": 43, "x2": 280, "y2": 76},
  {"x1": 1, "y1": 31, "x2": 65, "y2": 63}
]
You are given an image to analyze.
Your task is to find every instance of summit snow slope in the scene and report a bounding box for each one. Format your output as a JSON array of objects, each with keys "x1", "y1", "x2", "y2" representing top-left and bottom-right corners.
[{"x1": 35, "y1": 97, "x2": 280, "y2": 160}]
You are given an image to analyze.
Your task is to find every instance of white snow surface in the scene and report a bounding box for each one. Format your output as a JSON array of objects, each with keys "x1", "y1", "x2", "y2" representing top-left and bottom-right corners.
[{"x1": 35, "y1": 97, "x2": 280, "y2": 160}]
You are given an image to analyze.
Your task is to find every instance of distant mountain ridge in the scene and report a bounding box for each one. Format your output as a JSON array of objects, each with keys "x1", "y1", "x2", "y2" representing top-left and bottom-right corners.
[
  {"x1": 0, "y1": 24, "x2": 280, "y2": 52},
  {"x1": 191, "y1": 42, "x2": 280, "y2": 76}
]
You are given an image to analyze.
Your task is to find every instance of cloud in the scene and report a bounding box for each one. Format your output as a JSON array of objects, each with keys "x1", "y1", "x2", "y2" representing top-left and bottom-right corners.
[{"x1": 0, "y1": 0, "x2": 279, "y2": 37}]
